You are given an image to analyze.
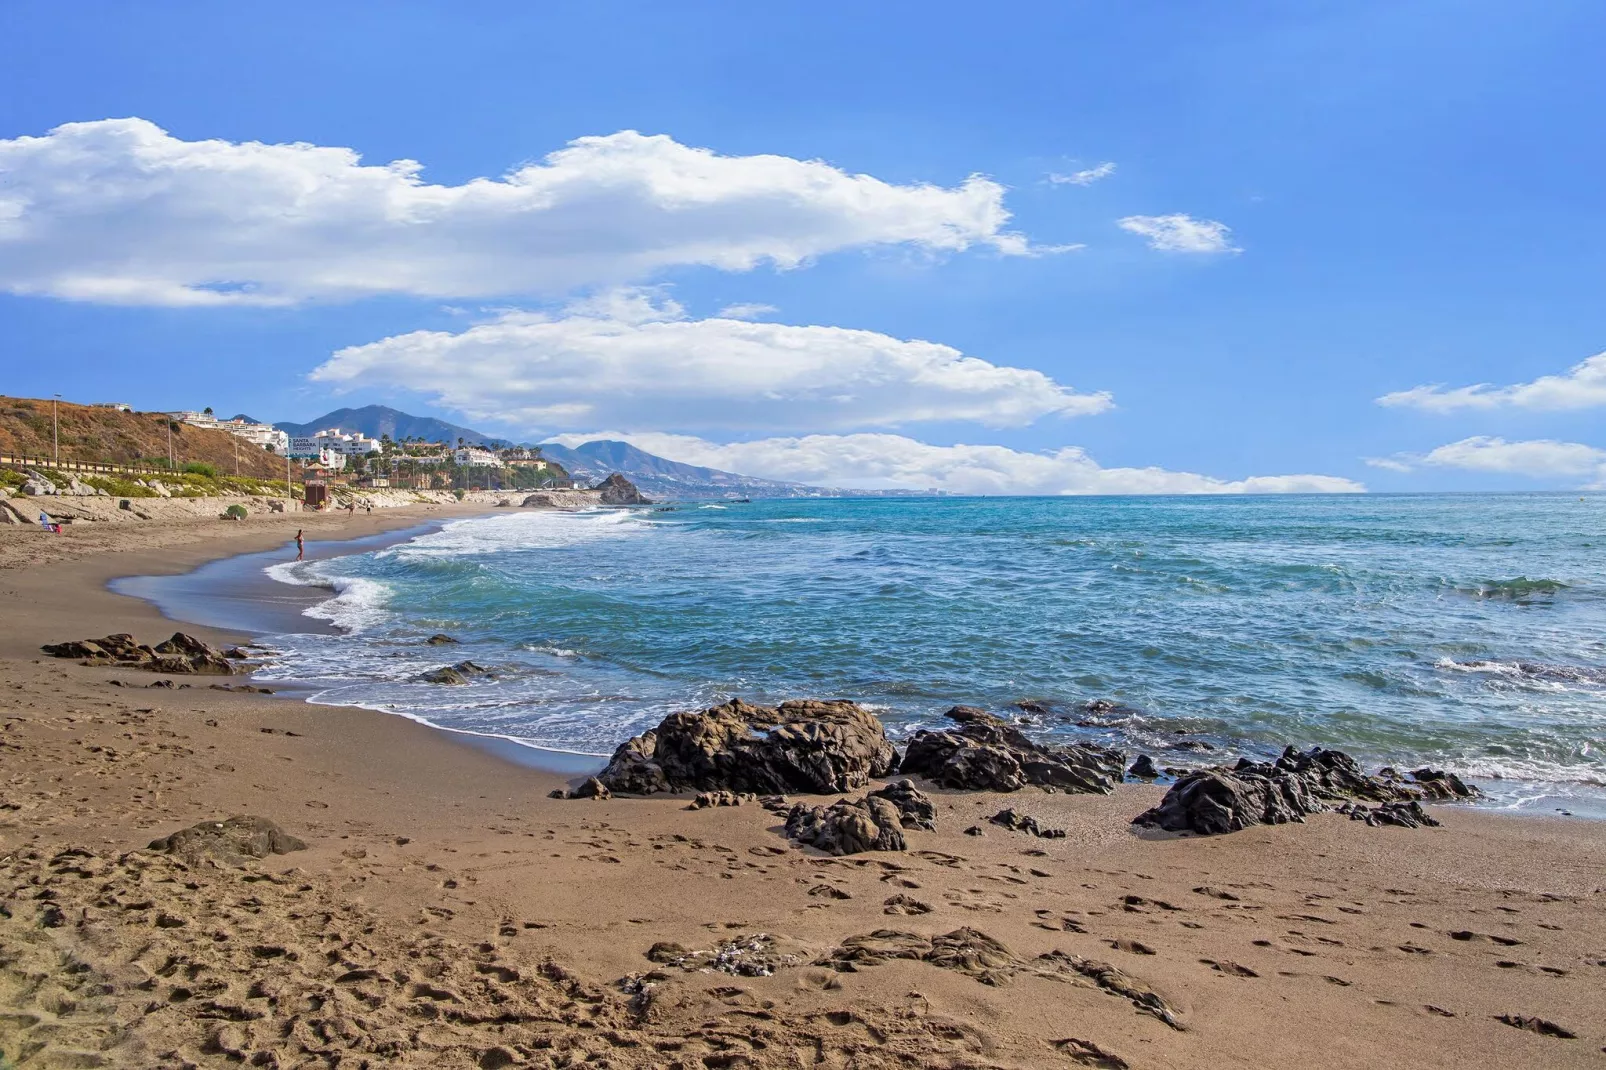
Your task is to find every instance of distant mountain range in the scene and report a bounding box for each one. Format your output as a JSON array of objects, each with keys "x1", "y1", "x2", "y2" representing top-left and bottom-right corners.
[
  {"x1": 537, "y1": 440, "x2": 817, "y2": 500},
  {"x1": 273, "y1": 405, "x2": 819, "y2": 499},
  {"x1": 275, "y1": 405, "x2": 509, "y2": 447}
]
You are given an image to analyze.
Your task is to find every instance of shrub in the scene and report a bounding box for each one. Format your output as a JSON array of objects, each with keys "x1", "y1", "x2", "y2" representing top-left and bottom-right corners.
[
  {"x1": 224, "y1": 504, "x2": 248, "y2": 519},
  {"x1": 183, "y1": 461, "x2": 217, "y2": 478},
  {"x1": 454, "y1": 488, "x2": 466, "y2": 500}
]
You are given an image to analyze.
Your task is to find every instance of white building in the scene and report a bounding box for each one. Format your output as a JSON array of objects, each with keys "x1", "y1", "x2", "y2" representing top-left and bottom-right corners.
[
  {"x1": 289, "y1": 427, "x2": 379, "y2": 458},
  {"x1": 220, "y1": 419, "x2": 289, "y2": 453},
  {"x1": 454, "y1": 446, "x2": 501, "y2": 467},
  {"x1": 169, "y1": 411, "x2": 289, "y2": 453}
]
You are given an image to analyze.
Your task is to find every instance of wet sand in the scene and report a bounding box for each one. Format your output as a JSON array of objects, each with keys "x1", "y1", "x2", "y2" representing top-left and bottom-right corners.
[{"x1": 2, "y1": 511, "x2": 1604, "y2": 1068}]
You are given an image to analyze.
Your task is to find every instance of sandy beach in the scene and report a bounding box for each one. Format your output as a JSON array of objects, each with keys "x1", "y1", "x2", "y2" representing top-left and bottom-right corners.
[{"x1": 2, "y1": 510, "x2": 1604, "y2": 1069}]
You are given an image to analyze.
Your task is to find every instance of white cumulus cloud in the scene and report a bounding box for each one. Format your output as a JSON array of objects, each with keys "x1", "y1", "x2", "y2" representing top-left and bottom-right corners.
[
  {"x1": 0, "y1": 118, "x2": 1031, "y2": 306},
  {"x1": 1048, "y1": 162, "x2": 1116, "y2": 186},
  {"x1": 1117, "y1": 213, "x2": 1240, "y2": 254},
  {"x1": 310, "y1": 292, "x2": 1113, "y2": 432},
  {"x1": 544, "y1": 430, "x2": 1364, "y2": 495},
  {"x1": 1370, "y1": 436, "x2": 1606, "y2": 485},
  {"x1": 1376, "y1": 352, "x2": 1606, "y2": 412}
]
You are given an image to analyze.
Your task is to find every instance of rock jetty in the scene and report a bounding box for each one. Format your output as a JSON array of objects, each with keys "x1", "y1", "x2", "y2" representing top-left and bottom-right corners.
[
  {"x1": 41, "y1": 632, "x2": 241, "y2": 675},
  {"x1": 1132, "y1": 746, "x2": 1480, "y2": 836}
]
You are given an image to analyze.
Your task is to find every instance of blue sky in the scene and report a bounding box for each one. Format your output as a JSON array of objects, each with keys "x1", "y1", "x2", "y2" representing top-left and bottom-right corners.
[{"x1": 2, "y1": 1, "x2": 1604, "y2": 492}]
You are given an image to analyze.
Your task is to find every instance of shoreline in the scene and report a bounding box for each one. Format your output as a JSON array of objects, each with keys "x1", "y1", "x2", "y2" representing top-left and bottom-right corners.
[
  {"x1": 3, "y1": 508, "x2": 1605, "y2": 1067},
  {"x1": 109, "y1": 510, "x2": 1606, "y2": 821}
]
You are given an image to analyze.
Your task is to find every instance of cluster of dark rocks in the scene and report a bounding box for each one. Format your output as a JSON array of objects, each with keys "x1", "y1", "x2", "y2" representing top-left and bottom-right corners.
[
  {"x1": 42, "y1": 632, "x2": 246, "y2": 675},
  {"x1": 900, "y1": 706, "x2": 1125, "y2": 793},
  {"x1": 596, "y1": 698, "x2": 898, "y2": 796},
  {"x1": 782, "y1": 780, "x2": 937, "y2": 856},
  {"x1": 575, "y1": 693, "x2": 1479, "y2": 852},
  {"x1": 1132, "y1": 746, "x2": 1479, "y2": 836}
]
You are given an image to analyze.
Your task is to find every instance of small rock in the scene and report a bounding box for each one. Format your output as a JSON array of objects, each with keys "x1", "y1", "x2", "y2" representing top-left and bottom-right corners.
[{"x1": 1127, "y1": 755, "x2": 1159, "y2": 779}]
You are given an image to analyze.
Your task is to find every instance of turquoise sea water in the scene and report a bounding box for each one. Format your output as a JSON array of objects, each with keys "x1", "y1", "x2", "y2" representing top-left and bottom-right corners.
[{"x1": 253, "y1": 495, "x2": 1606, "y2": 810}]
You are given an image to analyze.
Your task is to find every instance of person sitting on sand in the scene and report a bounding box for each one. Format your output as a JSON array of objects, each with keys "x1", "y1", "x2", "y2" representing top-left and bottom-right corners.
[
  {"x1": 38, "y1": 511, "x2": 61, "y2": 534},
  {"x1": 294, "y1": 529, "x2": 304, "y2": 560}
]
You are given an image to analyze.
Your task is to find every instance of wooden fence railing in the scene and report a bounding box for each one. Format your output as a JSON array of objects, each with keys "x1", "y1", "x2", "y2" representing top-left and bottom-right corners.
[
  {"x1": 0, "y1": 453, "x2": 301, "y2": 481},
  {"x1": 0, "y1": 453, "x2": 181, "y2": 477}
]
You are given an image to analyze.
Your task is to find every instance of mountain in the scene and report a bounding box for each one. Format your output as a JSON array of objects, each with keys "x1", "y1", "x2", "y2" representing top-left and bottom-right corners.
[
  {"x1": 275, "y1": 405, "x2": 508, "y2": 446},
  {"x1": 269, "y1": 405, "x2": 823, "y2": 498},
  {"x1": 536, "y1": 440, "x2": 820, "y2": 500}
]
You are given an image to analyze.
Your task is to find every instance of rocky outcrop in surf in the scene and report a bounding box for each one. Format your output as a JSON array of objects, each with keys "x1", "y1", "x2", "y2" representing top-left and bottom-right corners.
[
  {"x1": 1132, "y1": 746, "x2": 1479, "y2": 836},
  {"x1": 898, "y1": 706, "x2": 1125, "y2": 794},
  {"x1": 595, "y1": 472, "x2": 652, "y2": 506},
  {"x1": 41, "y1": 632, "x2": 241, "y2": 675},
  {"x1": 597, "y1": 698, "x2": 897, "y2": 796}
]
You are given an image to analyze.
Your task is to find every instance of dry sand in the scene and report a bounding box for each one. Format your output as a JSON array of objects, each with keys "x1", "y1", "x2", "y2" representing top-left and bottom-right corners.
[{"x1": 1, "y1": 511, "x2": 1603, "y2": 1068}]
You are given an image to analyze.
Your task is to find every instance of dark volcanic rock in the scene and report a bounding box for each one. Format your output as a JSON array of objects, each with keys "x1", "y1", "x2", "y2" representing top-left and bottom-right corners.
[
  {"x1": 148, "y1": 816, "x2": 306, "y2": 865},
  {"x1": 783, "y1": 781, "x2": 935, "y2": 855},
  {"x1": 416, "y1": 660, "x2": 493, "y2": 685},
  {"x1": 596, "y1": 472, "x2": 652, "y2": 506},
  {"x1": 899, "y1": 706, "x2": 1124, "y2": 794},
  {"x1": 784, "y1": 795, "x2": 908, "y2": 855},
  {"x1": 869, "y1": 779, "x2": 936, "y2": 831},
  {"x1": 1133, "y1": 745, "x2": 1479, "y2": 836},
  {"x1": 597, "y1": 698, "x2": 895, "y2": 796},
  {"x1": 1127, "y1": 755, "x2": 1159, "y2": 780},
  {"x1": 425, "y1": 634, "x2": 460, "y2": 645},
  {"x1": 988, "y1": 808, "x2": 1066, "y2": 838},
  {"x1": 43, "y1": 632, "x2": 237, "y2": 675}
]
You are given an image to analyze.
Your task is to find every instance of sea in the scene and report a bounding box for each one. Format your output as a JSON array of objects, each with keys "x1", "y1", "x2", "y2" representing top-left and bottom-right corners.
[{"x1": 127, "y1": 494, "x2": 1606, "y2": 814}]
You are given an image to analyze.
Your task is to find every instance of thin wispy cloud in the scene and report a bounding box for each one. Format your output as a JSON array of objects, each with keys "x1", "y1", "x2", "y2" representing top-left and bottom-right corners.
[
  {"x1": 716, "y1": 302, "x2": 778, "y2": 320},
  {"x1": 544, "y1": 430, "x2": 1365, "y2": 495},
  {"x1": 1047, "y1": 162, "x2": 1116, "y2": 186},
  {"x1": 0, "y1": 119, "x2": 1036, "y2": 306},
  {"x1": 311, "y1": 289, "x2": 1114, "y2": 432},
  {"x1": 1377, "y1": 351, "x2": 1606, "y2": 412},
  {"x1": 1118, "y1": 213, "x2": 1240, "y2": 254}
]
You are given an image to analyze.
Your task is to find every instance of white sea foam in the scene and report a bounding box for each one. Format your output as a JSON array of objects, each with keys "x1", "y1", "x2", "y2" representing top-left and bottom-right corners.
[
  {"x1": 263, "y1": 560, "x2": 393, "y2": 632},
  {"x1": 385, "y1": 508, "x2": 646, "y2": 559}
]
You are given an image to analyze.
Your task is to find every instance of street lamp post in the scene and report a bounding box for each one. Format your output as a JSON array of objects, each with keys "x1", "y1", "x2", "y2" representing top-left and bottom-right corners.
[{"x1": 52, "y1": 394, "x2": 60, "y2": 466}]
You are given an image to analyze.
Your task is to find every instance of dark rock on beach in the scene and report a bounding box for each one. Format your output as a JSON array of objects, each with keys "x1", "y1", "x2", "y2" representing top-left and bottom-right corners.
[
  {"x1": 780, "y1": 781, "x2": 936, "y2": 855},
  {"x1": 784, "y1": 795, "x2": 908, "y2": 855},
  {"x1": 596, "y1": 472, "x2": 652, "y2": 506},
  {"x1": 989, "y1": 808, "x2": 1066, "y2": 838},
  {"x1": 1127, "y1": 755, "x2": 1160, "y2": 780},
  {"x1": 597, "y1": 697, "x2": 896, "y2": 796},
  {"x1": 424, "y1": 633, "x2": 459, "y2": 645},
  {"x1": 43, "y1": 632, "x2": 238, "y2": 675},
  {"x1": 899, "y1": 706, "x2": 1124, "y2": 794},
  {"x1": 416, "y1": 660, "x2": 493, "y2": 685},
  {"x1": 1132, "y1": 745, "x2": 1480, "y2": 836},
  {"x1": 148, "y1": 816, "x2": 306, "y2": 865}
]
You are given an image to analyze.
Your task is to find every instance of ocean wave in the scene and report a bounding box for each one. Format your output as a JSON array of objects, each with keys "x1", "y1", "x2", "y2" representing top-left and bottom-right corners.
[
  {"x1": 1437, "y1": 658, "x2": 1606, "y2": 686},
  {"x1": 1446, "y1": 577, "x2": 1571, "y2": 602},
  {"x1": 264, "y1": 560, "x2": 393, "y2": 632},
  {"x1": 385, "y1": 509, "x2": 647, "y2": 560}
]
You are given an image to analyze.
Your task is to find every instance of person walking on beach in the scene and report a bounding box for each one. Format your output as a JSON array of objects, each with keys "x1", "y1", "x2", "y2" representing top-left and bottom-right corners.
[{"x1": 295, "y1": 529, "x2": 304, "y2": 561}]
